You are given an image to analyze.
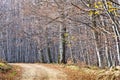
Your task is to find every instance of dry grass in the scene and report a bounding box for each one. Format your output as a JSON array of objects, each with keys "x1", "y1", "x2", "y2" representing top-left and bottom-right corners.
[
  {"x1": 42, "y1": 63, "x2": 120, "y2": 80},
  {"x1": 63, "y1": 65, "x2": 96, "y2": 80},
  {"x1": 64, "y1": 64, "x2": 120, "y2": 80}
]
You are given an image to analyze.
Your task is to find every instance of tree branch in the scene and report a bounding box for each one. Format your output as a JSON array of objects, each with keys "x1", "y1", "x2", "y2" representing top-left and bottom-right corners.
[{"x1": 109, "y1": 0, "x2": 120, "y2": 6}]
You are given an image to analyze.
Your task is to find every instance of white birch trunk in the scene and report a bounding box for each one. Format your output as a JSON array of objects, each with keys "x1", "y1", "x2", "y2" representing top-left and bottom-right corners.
[
  {"x1": 59, "y1": 24, "x2": 63, "y2": 63},
  {"x1": 68, "y1": 28, "x2": 73, "y2": 61},
  {"x1": 92, "y1": 31, "x2": 102, "y2": 67}
]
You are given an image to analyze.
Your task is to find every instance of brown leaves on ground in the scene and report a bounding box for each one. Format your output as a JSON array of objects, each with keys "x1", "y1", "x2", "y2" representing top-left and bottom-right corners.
[
  {"x1": 42, "y1": 64, "x2": 120, "y2": 80},
  {"x1": 42, "y1": 64, "x2": 96, "y2": 80},
  {"x1": 62, "y1": 65, "x2": 98, "y2": 80}
]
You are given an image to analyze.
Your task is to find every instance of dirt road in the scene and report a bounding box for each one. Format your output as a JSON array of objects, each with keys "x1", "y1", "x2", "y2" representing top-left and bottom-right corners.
[{"x1": 11, "y1": 63, "x2": 67, "y2": 80}]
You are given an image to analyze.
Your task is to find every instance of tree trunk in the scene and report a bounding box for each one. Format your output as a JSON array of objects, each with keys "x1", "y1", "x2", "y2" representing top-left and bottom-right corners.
[{"x1": 61, "y1": 25, "x2": 67, "y2": 63}]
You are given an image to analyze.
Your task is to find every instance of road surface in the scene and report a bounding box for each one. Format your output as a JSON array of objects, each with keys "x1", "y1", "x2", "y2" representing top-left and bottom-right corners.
[{"x1": 11, "y1": 63, "x2": 67, "y2": 80}]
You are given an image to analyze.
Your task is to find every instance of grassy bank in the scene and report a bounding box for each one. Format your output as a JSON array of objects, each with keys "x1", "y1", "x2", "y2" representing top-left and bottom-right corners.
[
  {"x1": 42, "y1": 63, "x2": 120, "y2": 80},
  {"x1": 64, "y1": 65, "x2": 120, "y2": 80},
  {"x1": 0, "y1": 61, "x2": 21, "y2": 80}
]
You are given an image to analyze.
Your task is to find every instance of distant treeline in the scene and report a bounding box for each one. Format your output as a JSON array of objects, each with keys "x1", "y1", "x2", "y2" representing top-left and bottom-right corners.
[{"x1": 0, "y1": 0, "x2": 120, "y2": 67}]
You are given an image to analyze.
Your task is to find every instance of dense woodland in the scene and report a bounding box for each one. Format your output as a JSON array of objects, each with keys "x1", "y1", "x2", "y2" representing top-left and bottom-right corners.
[{"x1": 0, "y1": 0, "x2": 120, "y2": 67}]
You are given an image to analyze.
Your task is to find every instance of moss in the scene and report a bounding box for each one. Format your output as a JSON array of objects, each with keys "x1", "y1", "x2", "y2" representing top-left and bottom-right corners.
[
  {"x1": 0, "y1": 63, "x2": 12, "y2": 73},
  {"x1": 0, "y1": 63, "x2": 6, "y2": 67}
]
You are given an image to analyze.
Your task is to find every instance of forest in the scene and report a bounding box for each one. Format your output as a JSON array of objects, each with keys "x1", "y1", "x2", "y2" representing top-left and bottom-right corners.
[{"x1": 0, "y1": 0, "x2": 120, "y2": 68}]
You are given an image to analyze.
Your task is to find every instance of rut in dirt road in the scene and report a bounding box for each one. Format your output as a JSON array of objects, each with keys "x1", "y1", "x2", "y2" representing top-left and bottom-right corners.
[{"x1": 11, "y1": 63, "x2": 67, "y2": 80}]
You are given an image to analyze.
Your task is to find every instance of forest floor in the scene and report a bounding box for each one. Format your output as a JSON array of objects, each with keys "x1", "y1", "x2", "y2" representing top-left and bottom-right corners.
[{"x1": 9, "y1": 63, "x2": 120, "y2": 80}]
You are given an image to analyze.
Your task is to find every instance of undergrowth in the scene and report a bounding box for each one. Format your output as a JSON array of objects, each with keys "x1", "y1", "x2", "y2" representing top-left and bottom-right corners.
[
  {"x1": 64, "y1": 61, "x2": 120, "y2": 80},
  {"x1": 0, "y1": 59, "x2": 21, "y2": 80}
]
